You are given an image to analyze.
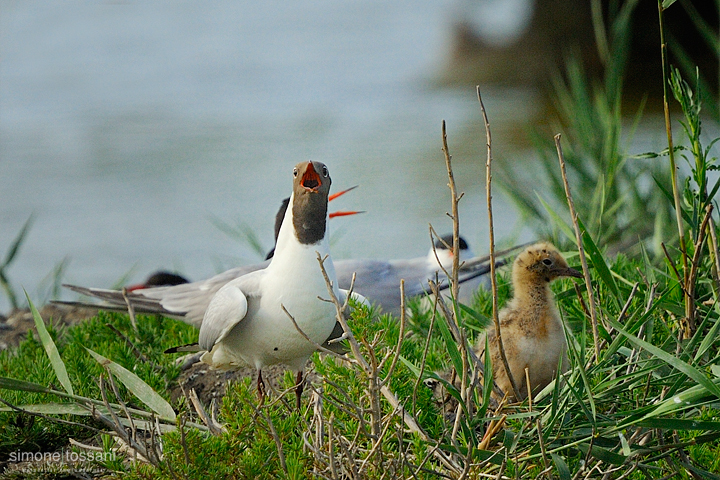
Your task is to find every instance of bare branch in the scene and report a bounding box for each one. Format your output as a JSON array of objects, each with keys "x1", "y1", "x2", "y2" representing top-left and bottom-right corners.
[
  {"x1": 121, "y1": 287, "x2": 139, "y2": 334},
  {"x1": 707, "y1": 215, "x2": 720, "y2": 294},
  {"x1": 187, "y1": 387, "x2": 224, "y2": 436},
  {"x1": 478, "y1": 86, "x2": 521, "y2": 400},
  {"x1": 684, "y1": 203, "x2": 713, "y2": 336},
  {"x1": 440, "y1": 120, "x2": 462, "y2": 310},
  {"x1": 281, "y1": 303, "x2": 357, "y2": 364},
  {"x1": 316, "y1": 253, "x2": 369, "y2": 371},
  {"x1": 661, "y1": 242, "x2": 689, "y2": 296},
  {"x1": 381, "y1": 280, "x2": 406, "y2": 387},
  {"x1": 554, "y1": 133, "x2": 601, "y2": 362}
]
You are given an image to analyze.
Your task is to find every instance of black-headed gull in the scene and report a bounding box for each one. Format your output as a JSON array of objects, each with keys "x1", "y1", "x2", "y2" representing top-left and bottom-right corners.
[{"x1": 196, "y1": 161, "x2": 358, "y2": 406}]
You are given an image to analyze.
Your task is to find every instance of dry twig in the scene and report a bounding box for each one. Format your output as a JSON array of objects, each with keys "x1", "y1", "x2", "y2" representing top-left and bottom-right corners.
[
  {"x1": 684, "y1": 203, "x2": 713, "y2": 337},
  {"x1": 187, "y1": 387, "x2": 224, "y2": 435},
  {"x1": 555, "y1": 133, "x2": 601, "y2": 362},
  {"x1": 478, "y1": 86, "x2": 522, "y2": 399},
  {"x1": 121, "y1": 287, "x2": 139, "y2": 334},
  {"x1": 440, "y1": 120, "x2": 463, "y2": 313},
  {"x1": 707, "y1": 215, "x2": 720, "y2": 294}
]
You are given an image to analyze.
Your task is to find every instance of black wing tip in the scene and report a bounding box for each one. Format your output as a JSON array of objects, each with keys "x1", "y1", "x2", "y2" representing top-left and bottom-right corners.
[
  {"x1": 62, "y1": 283, "x2": 85, "y2": 292},
  {"x1": 164, "y1": 343, "x2": 201, "y2": 354},
  {"x1": 49, "y1": 300, "x2": 97, "y2": 307}
]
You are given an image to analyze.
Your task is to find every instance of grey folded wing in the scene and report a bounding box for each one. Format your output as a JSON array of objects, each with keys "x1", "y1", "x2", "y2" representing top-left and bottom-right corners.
[{"x1": 198, "y1": 272, "x2": 263, "y2": 351}]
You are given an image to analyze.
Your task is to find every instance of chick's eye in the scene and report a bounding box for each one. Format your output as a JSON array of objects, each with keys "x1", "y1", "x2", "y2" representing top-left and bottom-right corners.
[
  {"x1": 542, "y1": 258, "x2": 553, "y2": 266},
  {"x1": 322, "y1": 166, "x2": 328, "y2": 177},
  {"x1": 293, "y1": 168, "x2": 298, "y2": 177}
]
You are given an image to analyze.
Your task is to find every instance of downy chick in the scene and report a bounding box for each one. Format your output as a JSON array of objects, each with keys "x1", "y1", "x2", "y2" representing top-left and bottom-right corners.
[{"x1": 475, "y1": 242, "x2": 581, "y2": 401}]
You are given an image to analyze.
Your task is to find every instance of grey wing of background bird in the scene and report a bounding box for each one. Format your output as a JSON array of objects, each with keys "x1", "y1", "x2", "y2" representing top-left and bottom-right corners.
[
  {"x1": 62, "y1": 260, "x2": 270, "y2": 328},
  {"x1": 335, "y1": 256, "x2": 469, "y2": 314},
  {"x1": 402, "y1": 243, "x2": 531, "y2": 299},
  {"x1": 335, "y1": 259, "x2": 405, "y2": 314}
]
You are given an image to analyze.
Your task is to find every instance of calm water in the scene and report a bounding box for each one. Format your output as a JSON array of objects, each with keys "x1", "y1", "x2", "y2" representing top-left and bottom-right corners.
[{"x1": 0, "y1": 1, "x2": 538, "y2": 312}]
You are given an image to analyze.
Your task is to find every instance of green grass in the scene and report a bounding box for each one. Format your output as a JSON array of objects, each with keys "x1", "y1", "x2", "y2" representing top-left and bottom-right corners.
[
  {"x1": 0, "y1": 228, "x2": 719, "y2": 480},
  {"x1": 497, "y1": 1, "x2": 679, "y2": 258},
  {"x1": 0, "y1": 311, "x2": 196, "y2": 460},
  {"x1": 4, "y1": 243, "x2": 719, "y2": 479}
]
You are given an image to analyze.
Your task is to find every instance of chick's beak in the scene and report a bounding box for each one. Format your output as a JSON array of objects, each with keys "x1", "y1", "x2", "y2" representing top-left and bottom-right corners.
[
  {"x1": 301, "y1": 162, "x2": 321, "y2": 192},
  {"x1": 563, "y1": 267, "x2": 583, "y2": 279}
]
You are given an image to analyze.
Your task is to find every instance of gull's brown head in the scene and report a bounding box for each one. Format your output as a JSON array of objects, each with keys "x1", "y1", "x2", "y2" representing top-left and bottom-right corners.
[
  {"x1": 514, "y1": 242, "x2": 582, "y2": 284},
  {"x1": 294, "y1": 161, "x2": 330, "y2": 194},
  {"x1": 291, "y1": 161, "x2": 332, "y2": 245}
]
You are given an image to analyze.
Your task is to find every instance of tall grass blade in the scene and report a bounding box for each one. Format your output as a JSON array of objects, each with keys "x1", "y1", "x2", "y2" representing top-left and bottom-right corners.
[
  {"x1": 551, "y1": 452, "x2": 571, "y2": 480},
  {"x1": 619, "y1": 432, "x2": 631, "y2": 456},
  {"x1": 0, "y1": 403, "x2": 181, "y2": 433},
  {"x1": 209, "y1": 214, "x2": 267, "y2": 259},
  {"x1": 0, "y1": 376, "x2": 53, "y2": 394},
  {"x1": 643, "y1": 379, "x2": 720, "y2": 418},
  {"x1": 637, "y1": 418, "x2": 720, "y2": 431},
  {"x1": 25, "y1": 291, "x2": 74, "y2": 396},
  {"x1": 458, "y1": 304, "x2": 492, "y2": 330},
  {"x1": 696, "y1": 318, "x2": 720, "y2": 362},
  {"x1": 577, "y1": 443, "x2": 627, "y2": 465},
  {"x1": 610, "y1": 320, "x2": 720, "y2": 399},
  {"x1": 476, "y1": 335, "x2": 493, "y2": 421},
  {"x1": 537, "y1": 196, "x2": 575, "y2": 242},
  {"x1": 0, "y1": 402, "x2": 94, "y2": 416},
  {"x1": 577, "y1": 217, "x2": 619, "y2": 302},
  {"x1": 0, "y1": 375, "x2": 183, "y2": 424},
  {"x1": 3, "y1": 213, "x2": 34, "y2": 267},
  {"x1": 86, "y1": 348, "x2": 176, "y2": 421},
  {"x1": 686, "y1": 466, "x2": 720, "y2": 480},
  {"x1": 435, "y1": 310, "x2": 463, "y2": 376},
  {"x1": 564, "y1": 375, "x2": 595, "y2": 423},
  {"x1": 571, "y1": 357, "x2": 597, "y2": 421}
]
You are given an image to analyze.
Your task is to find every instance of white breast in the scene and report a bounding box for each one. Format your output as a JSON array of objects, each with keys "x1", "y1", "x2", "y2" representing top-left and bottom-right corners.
[
  {"x1": 204, "y1": 189, "x2": 340, "y2": 372},
  {"x1": 210, "y1": 245, "x2": 338, "y2": 372}
]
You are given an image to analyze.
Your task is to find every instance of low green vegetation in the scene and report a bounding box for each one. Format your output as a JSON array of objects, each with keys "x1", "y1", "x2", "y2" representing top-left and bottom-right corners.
[
  {"x1": 0, "y1": 310, "x2": 196, "y2": 462},
  {"x1": 2, "y1": 237, "x2": 720, "y2": 478}
]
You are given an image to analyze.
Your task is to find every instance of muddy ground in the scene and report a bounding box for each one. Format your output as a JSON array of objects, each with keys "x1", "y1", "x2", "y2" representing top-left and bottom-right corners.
[{"x1": 0, "y1": 304, "x2": 100, "y2": 352}]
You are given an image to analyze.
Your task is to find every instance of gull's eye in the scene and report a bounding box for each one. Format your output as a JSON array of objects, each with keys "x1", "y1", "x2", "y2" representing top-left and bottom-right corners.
[
  {"x1": 542, "y1": 258, "x2": 553, "y2": 266},
  {"x1": 322, "y1": 165, "x2": 328, "y2": 177},
  {"x1": 293, "y1": 168, "x2": 298, "y2": 177}
]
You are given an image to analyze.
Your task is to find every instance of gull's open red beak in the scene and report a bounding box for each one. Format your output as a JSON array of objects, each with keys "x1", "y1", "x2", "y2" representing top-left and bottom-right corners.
[{"x1": 301, "y1": 162, "x2": 321, "y2": 191}]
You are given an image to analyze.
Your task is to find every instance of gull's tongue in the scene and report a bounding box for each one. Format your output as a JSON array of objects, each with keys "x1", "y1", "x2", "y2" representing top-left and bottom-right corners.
[{"x1": 301, "y1": 163, "x2": 321, "y2": 191}]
